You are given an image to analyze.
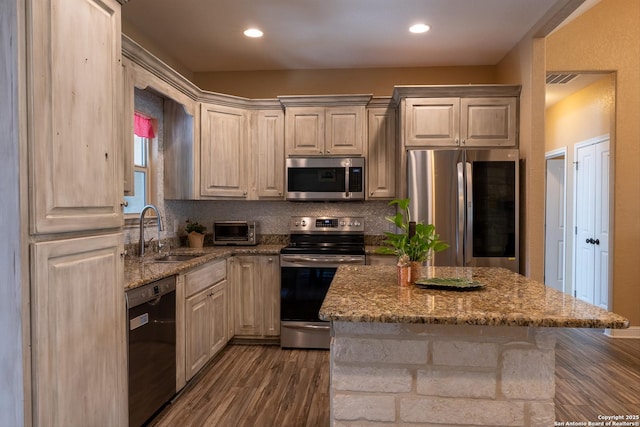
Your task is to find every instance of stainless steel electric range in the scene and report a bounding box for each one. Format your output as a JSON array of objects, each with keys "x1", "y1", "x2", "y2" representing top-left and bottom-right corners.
[{"x1": 280, "y1": 216, "x2": 365, "y2": 349}]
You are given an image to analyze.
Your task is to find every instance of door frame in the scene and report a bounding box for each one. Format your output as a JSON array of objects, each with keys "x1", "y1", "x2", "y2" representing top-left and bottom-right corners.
[
  {"x1": 544, "y1": 147, "x2": 567, "y2": 292},
  {"x1": 572, "y1": 134, "x2": 611, "y2": 308}
]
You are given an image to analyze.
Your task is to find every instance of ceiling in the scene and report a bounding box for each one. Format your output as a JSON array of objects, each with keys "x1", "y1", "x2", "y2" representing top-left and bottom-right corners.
[{"x1": 123, "y1": 0, "x2": 571, "y2": 73}]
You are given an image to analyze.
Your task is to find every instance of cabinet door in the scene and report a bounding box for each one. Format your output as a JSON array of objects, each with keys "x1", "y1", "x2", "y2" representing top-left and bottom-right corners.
[
  {"x1": 122, "y1": 61, "x2": 135, "y2": 196},
  {"x1": 260, "y1": 256, "x2": 281, "y2": 337},
  {"x1": 230, "y1": 256, "x2": 263, "y2": 336},
  {"x1": 210, "y1": 281, "x2": 228, "y2": 355},
  {"x1": 325, "y1": 106, "x2": 365, "y2": 155},
  {"x1": 367, "y1": 107, "x2": 397, "y2": 199},
  {"x1": 404, "y1": 98, "x2": 459, "y2": 147},
  {"x1": 255, "y1": 110, "x2": 285, "y2": 198},
  {"x1": 31, "y1": 233, "x2": 126, "y2": 426},
  {"x1": 200, "y1": 103, "x2": 248, "y2": 198},
  {"x1": 185, "y1": 287, "x2": 211, "y2": 381},
  {"x1": 285, "y1": 107, "x2": 325, "y2": 156},
  {"x1": 460, "y1": 97, "x2": 517, "y2": 147},
  {"x1": 29, "y1": 0, "x2": 123, "y2": 233}
]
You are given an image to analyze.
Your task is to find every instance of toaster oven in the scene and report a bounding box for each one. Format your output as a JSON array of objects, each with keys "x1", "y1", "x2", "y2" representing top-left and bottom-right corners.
[{"x1": 212, "y1": 221, "x2": 258, "y2": 246}]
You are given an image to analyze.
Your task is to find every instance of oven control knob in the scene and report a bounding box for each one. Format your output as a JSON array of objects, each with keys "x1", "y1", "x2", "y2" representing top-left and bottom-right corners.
[
  {"x1": 301, "y1": 220, "x2": 307, "y2": 227},
  {"x1": 354, "y1": 220, "x2": 361, "y2": 227},
  {"x1": 340, "y1": 221, "x2": 346, "y2": 226}
]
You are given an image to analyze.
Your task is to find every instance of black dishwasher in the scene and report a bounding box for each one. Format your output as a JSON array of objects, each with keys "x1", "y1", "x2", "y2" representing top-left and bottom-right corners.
[{"x1": 126, "y1": 276, "x2": 176, "y2": 427}]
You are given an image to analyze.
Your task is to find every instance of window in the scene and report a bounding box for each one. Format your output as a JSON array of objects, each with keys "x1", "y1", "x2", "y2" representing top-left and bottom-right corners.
[{"x1": 124, "y1": 113, "x2": 155, "y2": 216}]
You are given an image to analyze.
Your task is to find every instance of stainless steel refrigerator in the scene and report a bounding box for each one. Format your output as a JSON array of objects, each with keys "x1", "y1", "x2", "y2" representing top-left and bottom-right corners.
[{"x1": 407, "y1": 149, "x2": 519, "y2": 273}]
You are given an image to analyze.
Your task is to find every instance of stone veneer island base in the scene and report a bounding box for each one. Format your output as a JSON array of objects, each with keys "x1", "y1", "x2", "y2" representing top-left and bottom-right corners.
[{"x1": 319, "y1": 266, "x2": 629, "y2": 427}]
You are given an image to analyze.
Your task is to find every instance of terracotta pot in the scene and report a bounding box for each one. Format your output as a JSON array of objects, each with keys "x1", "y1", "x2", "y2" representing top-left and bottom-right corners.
[{"x1": 188, "y1": 231, "x2": 204, "y2": 249}]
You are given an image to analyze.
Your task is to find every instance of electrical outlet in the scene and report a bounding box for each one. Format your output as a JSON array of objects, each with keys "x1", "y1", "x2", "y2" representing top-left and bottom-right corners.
[{"x1": 173, "y1": 219, "x2": 180, "y2": 233}]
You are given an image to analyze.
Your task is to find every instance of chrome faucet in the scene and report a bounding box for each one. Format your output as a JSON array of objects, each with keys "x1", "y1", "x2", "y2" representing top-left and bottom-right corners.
[{"x1": 139, "y1": 204, "x2": 164, "y2": 257}]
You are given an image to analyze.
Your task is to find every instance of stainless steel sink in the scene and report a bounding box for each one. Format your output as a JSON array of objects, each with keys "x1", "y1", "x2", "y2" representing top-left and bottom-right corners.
[{"x1": 151, "y1": 254, "x2": 203, "y2": 263}]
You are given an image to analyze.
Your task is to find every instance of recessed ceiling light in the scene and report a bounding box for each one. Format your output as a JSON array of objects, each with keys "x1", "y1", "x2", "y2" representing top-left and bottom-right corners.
[
  {"x1": 244, "y1": 28, "x2": 263, "y2": 38},
  {"x1": 409, "y1": 23, "x2": 430, "y2": 34}
]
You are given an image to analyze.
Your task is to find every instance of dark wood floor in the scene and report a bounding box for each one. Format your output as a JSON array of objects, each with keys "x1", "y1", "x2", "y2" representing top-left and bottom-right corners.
[
  {"x1": 554, "y1": 328, "x2": 640, "y2": 422},
  {"x1": 149, "y1": 344, "x2": 330, "y2": 427},
  {"x1": 150, "y1": 329, "x2": 640, "y2": 427}
]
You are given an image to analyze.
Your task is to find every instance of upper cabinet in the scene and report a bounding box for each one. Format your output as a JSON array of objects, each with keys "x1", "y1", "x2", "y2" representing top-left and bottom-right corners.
[
  {"x1": 29, "y1": 0, "x2": 124, "y2": 233},
  {"x1": 200, "y1": 103, "x2": 249, "y2": 198},
  {"x1": 395, "y1": 85, "x2": 520, "y2": 148},
  {"x1": 366, "y1": 99, "x2": 397, "y2": 199},
  {"x1": 198, "y1": 97, "x2": 285, "y2": 200},
  {"x1": 279, "y1": 95, "x2": 372, "y2": 156},
  {"x1": 252, "y1": 108, "x2": 285, "y2": 198}
]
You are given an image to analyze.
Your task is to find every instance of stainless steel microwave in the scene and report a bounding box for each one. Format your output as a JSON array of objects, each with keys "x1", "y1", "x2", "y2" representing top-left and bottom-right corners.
[
  {"x1": 212, "y1": 221, "x2": 258, "y2": 246},
  {"x1": 285, "y1": 157, "x2": 365, "y2": 201}
]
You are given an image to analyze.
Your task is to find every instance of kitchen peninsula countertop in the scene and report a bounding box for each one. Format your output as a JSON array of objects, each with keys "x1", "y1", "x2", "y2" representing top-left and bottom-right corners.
[
  {"x1": 319, "y1": 265, "x2": 629, "y2": 329},
  {"x1": 124, "y1": 245, "x2": 283, "y2": 291}
]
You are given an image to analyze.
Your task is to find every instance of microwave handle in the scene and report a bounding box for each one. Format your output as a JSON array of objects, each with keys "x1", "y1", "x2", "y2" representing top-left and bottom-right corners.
[{"x1": 345, "y1": 165, "x2": 350, "y2": 198}]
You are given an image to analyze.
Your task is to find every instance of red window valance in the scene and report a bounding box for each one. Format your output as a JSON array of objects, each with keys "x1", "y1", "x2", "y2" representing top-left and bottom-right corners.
[{"x1": 134, "y1": 113, "x2": 155, "y2": 138}]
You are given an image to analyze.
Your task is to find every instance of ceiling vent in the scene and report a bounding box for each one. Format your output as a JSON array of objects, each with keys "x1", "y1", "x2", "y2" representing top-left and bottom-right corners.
[{"x1": 546, "y1": 73, "x2": 579, "y2": 85}]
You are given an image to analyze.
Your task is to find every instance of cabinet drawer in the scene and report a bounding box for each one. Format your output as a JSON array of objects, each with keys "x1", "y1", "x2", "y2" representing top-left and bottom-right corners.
[{"x1": 185, "y1": 259, "x2": 226, "y2": 297}]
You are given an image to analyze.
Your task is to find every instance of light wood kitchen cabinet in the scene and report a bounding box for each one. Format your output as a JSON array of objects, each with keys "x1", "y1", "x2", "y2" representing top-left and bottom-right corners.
[
  {"x1": 200, "y1": 103, "x2": 249, "y2": 198},
  {"x1": 460, "y1": 97, "x2": 517, "y2": 147},
  {"x1": 25, "y1": 0, "x2": 127, "y2": 425},
  {"x1": 31, "y1": 233, "x2": 127, "y2": 426},
  {"x1": 253, "y1": 109, "x2": 285, "y2": 198},
  {"x1": 404, "y1": 97, "x2": 517, "y2": 147},
  {"x1": 366, "y1": 102, "x2": 397, "y2": 199},
  {"x1": 29, "y1": 0, "x2": 124, "y2": 233},
  {"x1": 184, "y1": 259, "x2": 228, "y2": 381},
  {"x1": 279, "y1": 95, "x2": 372, "y2": 157},
  {"x1": 228, "y1": 255, "x2": 280, "y2": 338},
  {"x1": 397, "y1": 86, "x2": 519, "y2": 148}
]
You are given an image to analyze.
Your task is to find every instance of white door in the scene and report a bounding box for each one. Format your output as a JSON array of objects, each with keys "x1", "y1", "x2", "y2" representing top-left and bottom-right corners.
[
  {"x1": 594, "y1": 142, "x2": 610, "y2": 309},
  {"x1": 544, "y1": 157, "x2": 565, "y2": 292},
  {"x1": 574, "y1": 137, "x2": 610, "y2": 308}
]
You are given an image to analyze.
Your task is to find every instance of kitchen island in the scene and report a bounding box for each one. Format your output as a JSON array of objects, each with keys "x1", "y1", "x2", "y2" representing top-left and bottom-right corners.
[{"x1": 319, "y1": 265, "x2": 629, "y2": 427}]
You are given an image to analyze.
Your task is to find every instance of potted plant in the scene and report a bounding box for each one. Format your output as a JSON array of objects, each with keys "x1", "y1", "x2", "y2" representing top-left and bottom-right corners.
[
  {"x1": 376, "y1": 198, "x2": 449, "y2": 283},
  {"x1": 185, "y1": 220, "x2": 206, "y2": 249}
]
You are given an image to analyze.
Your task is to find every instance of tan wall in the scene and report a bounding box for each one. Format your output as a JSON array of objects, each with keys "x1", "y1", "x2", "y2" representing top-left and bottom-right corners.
[
  {"x1": 546, "y1": 0, "x2": 640, "y2": 325},
  {"x1": 546, "y1": 76, "x2": 614, "y2": 151},
  {"x1": 545, "y1": 75, "x2": 614, "y2": 300},
  {"x1": 192, "y1": 66, "x2": 497, "y2": 98},
  {"x1": 495, "y1": 35, "x2": 547, "y2": 282}
]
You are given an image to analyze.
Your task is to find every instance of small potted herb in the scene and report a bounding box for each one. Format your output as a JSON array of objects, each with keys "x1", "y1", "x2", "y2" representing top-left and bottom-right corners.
[
  {"x1": 185, "y1": 220, "x2": 206, "y2": 248},
  {"x1": 376, "y1": 198, "x2": 449, "y2": 282}
]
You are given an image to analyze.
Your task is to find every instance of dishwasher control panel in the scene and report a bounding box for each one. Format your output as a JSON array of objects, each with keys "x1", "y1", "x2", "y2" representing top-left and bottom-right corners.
[{"x1": 126, "y1": 275, "x2": 176, "y2": 309}]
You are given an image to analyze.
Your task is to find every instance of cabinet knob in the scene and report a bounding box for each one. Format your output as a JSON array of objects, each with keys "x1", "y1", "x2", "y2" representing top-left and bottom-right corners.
[
  {"x1": 120, "y1": 200, "x2": 129, "y2": 208},
  {"x1": 268, "y1": 257, "x2": 273, "y2": 262}
]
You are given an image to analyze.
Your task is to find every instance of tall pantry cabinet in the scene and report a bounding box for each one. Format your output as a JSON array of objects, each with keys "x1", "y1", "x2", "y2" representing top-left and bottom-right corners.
[{"x1": 25, "y1": 0, "x2": 127, "y2": 425}]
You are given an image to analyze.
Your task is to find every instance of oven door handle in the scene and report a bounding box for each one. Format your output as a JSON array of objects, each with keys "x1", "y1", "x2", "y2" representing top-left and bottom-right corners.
[
  {"x1": 280, "y1": 255, "x2": 365, "y2": 267},
  {"x1": 285, "y1": 323, "x2": 331, "y2": 331}
]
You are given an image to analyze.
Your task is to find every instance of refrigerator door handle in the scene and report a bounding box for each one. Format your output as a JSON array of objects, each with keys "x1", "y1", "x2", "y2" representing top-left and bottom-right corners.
[
  {"x1": 465, "y1": 161, "x2": 473, "y2": 267},
  {"x1": 456, "y1": 161, "x2": 465, "y2": 267}
]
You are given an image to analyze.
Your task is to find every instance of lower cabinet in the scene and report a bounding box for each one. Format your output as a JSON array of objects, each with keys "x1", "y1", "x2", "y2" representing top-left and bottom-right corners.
[
  {"x1": 184, "y1": 259, "x2": 228, "y2": 381},
  {"x1": 31, "y1": 233, "x2": 127, "y2": 426},
  {"x1": 228, "y1": 255, "x2": 280, "y2": 339}
]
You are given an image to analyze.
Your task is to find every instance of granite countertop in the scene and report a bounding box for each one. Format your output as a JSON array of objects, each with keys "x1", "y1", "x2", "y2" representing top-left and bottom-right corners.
[
  {"x1": 319, "y1": 265, "x2": 629, "y2": 329},
  {"x1": 124, "y1": 245, "x2": 283, "y2": 291}
]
